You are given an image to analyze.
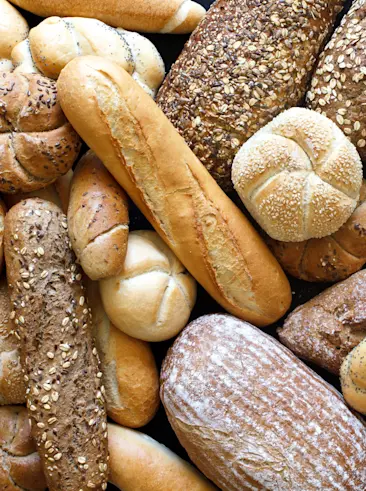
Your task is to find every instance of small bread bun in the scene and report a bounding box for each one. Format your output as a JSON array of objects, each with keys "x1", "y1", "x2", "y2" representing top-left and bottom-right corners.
[
  {"x1": 341, "y1": 338, "x2": 366, "y2": 415},
  {"x1": 0, "y1": 0, "x2": 28, "y2": 69},
  {"x1": 100, "y1": 231, "x2": 197, "y2": 342},
  {"x1": 232, "y1": 108, "x2": 362, "y2": 242}
]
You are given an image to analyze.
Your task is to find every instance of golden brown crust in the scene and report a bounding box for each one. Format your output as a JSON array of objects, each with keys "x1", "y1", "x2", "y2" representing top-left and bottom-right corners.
[
  {"x1": 57, "y1": 56, "x2": 292, "y2": 327},
  {"x1": 68, "y1": 151, "x2": 129, "y2": 281},
  {"x1": 0, "y1": 72, "x2": 81, "y2": 194},
  {"x1": 341, "y1": 337, "x2": 366, "y2": 415},
  {"x1": 4, "y1": 198, "x2": 108, "y2": 491},
  {"x1": 0, "y1": 0, "x2": 28, "y2": 64}
]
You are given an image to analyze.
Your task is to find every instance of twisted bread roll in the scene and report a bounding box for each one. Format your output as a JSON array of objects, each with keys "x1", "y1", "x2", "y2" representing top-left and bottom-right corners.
[
  {"x1": 0, "y1": 0, "x2": 28, "y2": 71},
  {"x1": 12, "y1": 17, "x2": 165, "y2": 97},
  {"x1": 0, "y1": 72, "x2": 81, "y2": 194},
  {"x1": 341, "y1": 338, "x2": 366, "y2": 415},
  {"x1": 268, "y1": 180, "x2": 366, "y2": 282},
  {"x1": 232, "y1": 108, "x2": 363, "y2": 242},
  {"x1": 8, "y1": 0, "x2": 205, "y2": 33}
]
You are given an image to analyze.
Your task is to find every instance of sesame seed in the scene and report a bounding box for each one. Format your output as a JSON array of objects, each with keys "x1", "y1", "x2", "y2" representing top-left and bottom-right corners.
[
  {"x1": 37, "y1": 422, "x2": 45, "y2": 428},
  {"x1": 44, "y1": 404, "x2": 51, "y2": 410},
  {"x1": 97, "y1": 372, "x2": 103, "y2": 378},
  {"x1": 19, "y1": 316, "x2": 25, "y2": 324},
  {"x1": 60, "y1": 344, "x2": 70, "y2": 352},
  {"x1": 92, "y1": 348, "x2": 97, "y2": 356},
  {"x1": 47, "y1": 352, "x2": 54, "y2": 359},
  {"x1": 51, "y1": 392, "x2": 59, "y2": 402},
  {"x1": 37, "y1": 247, "x2": 45, "y2": 256},
  {"x1": 54, "y1": 453, "x2": 62, "y2": 461},
  {"x1": 23, "y1": 282, "x2": 30, "y2": 289},
  {"x1": 42, "y1": 432, "x2": 47, "y2": 441},
  {"x1": 43, "y1": 383, "x2": 52, "y2": 391},
  {"x1": 45, "y1": 441, "x2": 53, "y2": 449},
  {"x1": 358, "y1": 139, "x2": 366, "y2": 148},
  {"x1": 79, "y1": 296, "x2": 85, "y2": 306},
  {"x1": 10, "y1": 311, "x2": 15, "y2": 320},
  {"x1": 29, "y1": 405, "x2": 37, "y2": 411},
  {"x1": 49, "y1": 367, "x2": 56, "y2": 375},
  {"x1": 41, "y1": 396, "x2": 49, "y2": 403},
  {"x1": 62, "y1": 362, "x2": 71, "y2": 368},
  {"x1": 78, "y1": 457, "x2": 86, "y2": 464},
  {"x1": 41, "y1": 270, "x2": 48, "y2": 279},
  {"x1": 48, "y1": 417, "x2": 57, "y2": 424},
  {"x1": 62, "y1": 317, "x2": 70, "y2": 326}
]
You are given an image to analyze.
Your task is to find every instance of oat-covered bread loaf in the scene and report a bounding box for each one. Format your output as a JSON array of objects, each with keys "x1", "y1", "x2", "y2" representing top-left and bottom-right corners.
[
  {"x1": 68, "y1": 151, "x2": 129, "y2": 281},
  {"x1": 341, "y1": 337, "x2": 366, "y2": 414},
  {"x1": 232, "y1": 108, "x2": 362, "y2": 242},
  {"x1": 0, "y1": 277, "x2": 25, "y2": 405},
  {"x1": 100, "y1": 231, "x2": 197, "y2": 342},
  {"x1": 161, "y1": 314, "x2": 366, "y2": 490},
  {"x1": 268, "y1": 180, "x2": 366, "y2": 282},
  {"x1": 157, "y1": 0, "x2": 344, "y2": 190},
  {"x1": 0, "y1": 72, "x2": 81, "y2": 194},
  {"x1": 4, "y1": 198, "x2": 109, "y2": 491},
  {"x1": 278, "y1": 270, "x2": 366, "y2": 374},
  {"x1": 0, "y1": 405, "x2": 47, "y2": 490},
  {"x1": 307, "y1": 0, "x2": 366, "y2": 161},
  {"x1": 12, "y1": 17, "x2": 165, "y2": 97},
  {"x1": 0, "y1": 0, "x2": 28, "y2": 71}
]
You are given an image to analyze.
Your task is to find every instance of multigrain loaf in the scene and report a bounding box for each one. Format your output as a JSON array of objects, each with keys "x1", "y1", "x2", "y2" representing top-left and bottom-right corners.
[
  {"x1": 0, "y1": 0, "x2": 28, "y2": 71},
  {"x1": 0, "y1": 277, "x2": 25, "y2": 405},
  {"x1": 341, "y1": 337, "x2": 366, "y2": 414},
  {"x1": 232, "y1": 108, "x2": 363, "y2": 242},
  {"x1": 0, "y1": 405, "x2": 47, "y2": 490},
  {"x1": 12, "y1": 17, "x2": 165, "y2": 97},
  {"x1": 108, "y1": 424, "x2": 217, "y2": 491},
  {"x1": 268, "y1": 180, "x2": 366, "y2": 282},
  {"x1": 68, "y1": 151, "x2": 129, "y2": 281},
  {"x1": 278, "y1": 270, "x2": 366, "y2": 374},
  {"x1": 57, "y1": 56, "x2": 292, "y2": 327},
  {"x1": 4, "y1": 198, "x2": 109, "y2": 491},
  {"x1": 156, "y1": 0, "x2": 344, "y2": 190},
  {"x1": 0, "y1": 72, "x2": 81, "y2": 193},
  {"x1": 161, "y1": 314, "x2": 366, "y2": 491},
  {"x1": 88, "y1": 281, "x2": 159, "y2": 428},
  {"x1": 307, "y1": 0, "x2": 366, "y2": 161},
  {"x1": 8, "y1": 0, "x2": 206, "y2": 33}
]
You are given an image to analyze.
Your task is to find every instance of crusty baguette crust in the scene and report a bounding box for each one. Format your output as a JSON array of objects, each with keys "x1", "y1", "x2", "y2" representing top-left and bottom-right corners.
[
  {"x1": 4, "y1": 198, "x2": 108, "y2": 491},
  {"x1": 68, "y1": 151, "x2": 129, "y2": 280},
  {"x1": 161, "y1": 314, "x2": 366, "y2": 490},
  {"x1": 57, "y1": 56, "x2": 291, "y2": 327},
  {"x1": 9, "y1": 0, "x2": 205, "y2": 33}
]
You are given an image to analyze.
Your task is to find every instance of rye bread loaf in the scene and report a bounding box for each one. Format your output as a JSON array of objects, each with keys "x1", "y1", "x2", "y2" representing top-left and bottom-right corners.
[
  {"x1": 307, "y1": 0, "x2": 366, "y2": 161},
  {"x1": 156, "y1": 0, "x2": 344, "y2": 190},
  {"x1": 161, "y1": 314, "x2": 366, "y2": 490},
  {"x1": 278, "y1": 270, "x2": 366, "y2": 374},
  {"x1": 4, "y1": 198, "x2": 108, "y2": 491}
]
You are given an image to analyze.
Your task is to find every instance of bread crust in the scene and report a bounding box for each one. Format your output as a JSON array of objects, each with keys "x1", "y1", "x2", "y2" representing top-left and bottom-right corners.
[
  {"x1": 341, "y1": 337, "x2": 366, "y2": 415},
  {"x1": 4, "y1": 198, "x2": 108, "y2": 491},
  {"x1": 0, "y1": 0, "x2": 28, "y2": 69},
  {"x1": 57, "y1": 56, "x2": 292, "y2": 327}
]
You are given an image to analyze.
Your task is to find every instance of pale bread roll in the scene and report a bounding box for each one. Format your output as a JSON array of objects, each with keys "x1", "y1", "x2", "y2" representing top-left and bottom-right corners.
[
  {"x1": 341, "y1": 337, "x2": 366, "y2": 415},
  {"x1": 100, "y1": 231, "x2": 197, "y2": 342},
  {"x1": 232, "y1": 108, "x2": 363, "y2": 242},
  {"x1": 108, "y1": 423, "x2": 217, "y2": 491},
  {"x1": 0, "y1": 0, "x2": 28, "y2": 71}
]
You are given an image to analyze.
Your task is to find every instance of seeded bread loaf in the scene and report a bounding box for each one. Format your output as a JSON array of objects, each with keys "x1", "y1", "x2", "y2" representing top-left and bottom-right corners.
[
  {"x1": 307, "y1": 0, "x2": 366, "y2": 161},
  {"x1": 278, "y1": 270, "x2": 366, "y2": 374},
  {"x1": 0, "y1": 0, "x2": 28, "y2": 71},
  {"x1": 0, "y1": 405, "x2": 47, "y2": 490},
  {"x1": 341, "y1": 337, "x2": 366, "y2": 414},
  {"x1": 161, "y1": 314, "x2": 366, "y2": 490},
  {"x1": 268, "y1": 180, "x2": 366, "y2": 282},
  {"x1": 0, "y1": 72, "x2": 81, "y2": 194},
  {"x1": 156, "y1": 0, "x2": 344, "y2": 190},
  {"x1": 68, "y1": 151, "x2": 129, "y2": 281},
  {"x1": 4, "y1": 198, "x2": 109, "y2": 491}
]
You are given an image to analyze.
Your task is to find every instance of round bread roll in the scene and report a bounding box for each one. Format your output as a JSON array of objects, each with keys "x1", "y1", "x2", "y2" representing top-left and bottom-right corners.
[
  {"x1": 0, "y1": 405, "x2": 47, "y2": 490},
  {"x1": 0, "y1": 71, "x2": 81, "y2": 194},
  {"x1": 341, "y1": 338, "x2": 366, "y2": 415},
  {"x1": 232, "y1": 108, "x2": 363, "y2": 242},
  {"x1": 100, "y1": 230, "x2": 197, "y2": 342},
  {"x1": 0, "y1": 0, "x2": 28, "y2": 71}
]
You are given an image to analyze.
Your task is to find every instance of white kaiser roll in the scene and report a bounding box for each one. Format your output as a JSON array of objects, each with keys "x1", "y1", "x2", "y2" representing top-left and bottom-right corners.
[
  {"x1": 100, "y1": 230, "x2": 197, "y2": 341},
  {"x1": 232, "y1": 108, "x2": 363, "y2": 242}
]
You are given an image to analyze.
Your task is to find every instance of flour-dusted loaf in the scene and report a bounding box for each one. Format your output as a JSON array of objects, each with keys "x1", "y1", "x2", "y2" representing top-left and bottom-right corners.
[
  {"x1": 341, "y1": 337, "x2": 366, "y2": 414},
  {"x1": 307, "y1": 0, "x2": 366, "y2": 161},
  {"x1": 0, "y1": 0, "x2": 28, "y2": 71},
  {"x1": 0, "y1": 200, "x2": 5, "y2": 274},
  {"x1": 157, "y1": 0, "x2": 344, "y2": 190},
  {"x1": 4, "y1": 199, "x2": 108, "y2": 491},
  {"x1": 161, "y1": 314, "x2": 366, "y2": 491},
  {"x1": 0, "y1": 72, "x2": 81, "y2": 193},
  {"x1": 278, "y1": 270, "x2": 366, "y2": 374},
  {"x1": 57, "y1": 56, "x2": 292, "y2": 327}
]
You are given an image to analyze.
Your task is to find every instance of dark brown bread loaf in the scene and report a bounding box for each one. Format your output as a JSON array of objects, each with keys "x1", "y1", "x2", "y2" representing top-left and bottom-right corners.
[
  {"x1": 156, "y1": 0, "x2": 344, "y2": 190},
  {"x1": 161, "y1": 314, "x2": 366, "y2": 490},
  {"x1": 4, "y1": 198, "x2": 108, "y2": 491},
  {"x1": 278, "y1": 270, "x2": 366, "y2": 374},
  {"x1": 0, "y1": 405, "x2": 47, "y2": 490},
  {"x1": 307, "y1": 0, "x2": 366, "y2": 161},
  {"x1": 0, "y1": 72, "x2": 81, "y2": 193}
]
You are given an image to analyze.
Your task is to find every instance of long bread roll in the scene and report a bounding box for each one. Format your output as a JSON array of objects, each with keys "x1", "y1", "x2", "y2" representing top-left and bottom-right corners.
[
  {"x1": 8, "y1": 0, "x2": 206, "y2": 33},
  {"x1": 57, "y1": 56, "x2": 292, "y2": 327},
  {"x1": 4, "y1": 199, "x2": 109, "y2": 491}
]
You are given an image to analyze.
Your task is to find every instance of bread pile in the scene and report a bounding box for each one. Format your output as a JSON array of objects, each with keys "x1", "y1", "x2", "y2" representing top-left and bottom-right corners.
[{"x1": 0, "y1": 1, "x2": 365, "y2": 490}]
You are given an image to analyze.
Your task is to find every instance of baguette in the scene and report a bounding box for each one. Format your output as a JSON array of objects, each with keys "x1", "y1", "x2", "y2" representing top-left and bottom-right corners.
[
  {"x1": 0, "y1": 0, "x2": 28, "y2": 71},
  {"x1": 161, "y1": 314, "x2": 366, "y2": 490},
  {"x1": 57, "y1": 56, "x2": 292, "y2": 327},
  {"x1": 108, "y1": 423, "x2": 217, "y2": 491},
  {"x1": 68, "y1": 151, "x2": 129, "y2": 280},
  {"x1": 4, "y1": 198, "x2": 109, "y2": 491},
  {"x1": 8, "y1": 0, "x2": 206, "y2": 33}
]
